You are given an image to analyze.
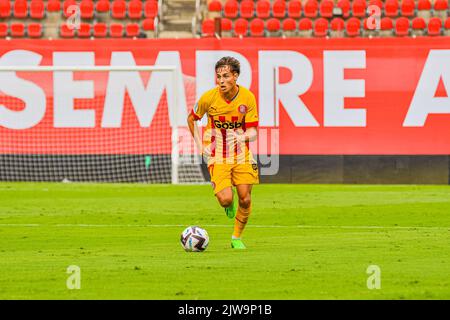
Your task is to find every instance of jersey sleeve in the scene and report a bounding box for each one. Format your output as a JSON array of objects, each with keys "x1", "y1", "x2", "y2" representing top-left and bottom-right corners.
[
  {"x1": 245, "y1": 92, "x2": 259, "y2": 128},
  {"x1": 191, "y1": 95, "x2": 208, "y2": 121}
]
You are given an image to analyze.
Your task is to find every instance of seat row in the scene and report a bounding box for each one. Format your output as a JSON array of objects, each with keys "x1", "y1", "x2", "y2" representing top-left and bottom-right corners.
[
  {"x1": 205, "y1": 0, "x2": 449, "y2": 19},
  {"x1": 201, "y1": 16, "x2": 450, "y2": 37},
  {"x1": 0, "y1": 0, "x2": 159, "y2": 19},
  {"x1": 0, "y1": 19, "x2": 156, "y2": 38}
]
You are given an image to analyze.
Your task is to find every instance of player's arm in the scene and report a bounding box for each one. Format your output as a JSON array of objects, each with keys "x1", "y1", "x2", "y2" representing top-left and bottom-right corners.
[
  {"x1": 188, "y1": 98, "x2": 208, "y2": 154},
  {"x1": 235, "y1": 92, "x2": 258, "y2": 143},
  {"x1": 187, "y1": 113, "x2": 203, "y2": 152}
]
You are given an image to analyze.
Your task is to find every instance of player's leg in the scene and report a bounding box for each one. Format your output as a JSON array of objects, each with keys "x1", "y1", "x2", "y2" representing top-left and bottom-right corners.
[
  {"x1": 230, "y1": 163, "x2": 259, "y2": 249},
  {"x1": 231, "y1": 184, "x2": 252, "y2": 249},
  {"x1": 209, "y1": 164, "x2": 237, "y2": 218},
  {"x1": 215, "y1": 187, "x2": 232, "y2": 207}
]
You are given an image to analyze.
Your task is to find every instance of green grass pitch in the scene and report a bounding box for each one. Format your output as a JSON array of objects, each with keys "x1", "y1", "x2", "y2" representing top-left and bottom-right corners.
[{"x1": 0, "y1": 183, "x2": 449, "y2": 299}]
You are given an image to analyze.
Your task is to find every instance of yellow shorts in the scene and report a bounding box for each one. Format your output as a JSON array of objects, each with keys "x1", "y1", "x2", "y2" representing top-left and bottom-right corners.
[{"x1": 208, "y1": 163, "x2": 259, "y2": 194}]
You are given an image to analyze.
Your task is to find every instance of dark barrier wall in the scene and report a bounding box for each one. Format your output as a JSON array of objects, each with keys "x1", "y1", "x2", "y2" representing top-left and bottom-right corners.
[
  {"x1": 258, "y1": 156, "x2": 450, "y2": 185},
  {"x1": 0, "y1": 155, "x2": 448, "y2": 184}
]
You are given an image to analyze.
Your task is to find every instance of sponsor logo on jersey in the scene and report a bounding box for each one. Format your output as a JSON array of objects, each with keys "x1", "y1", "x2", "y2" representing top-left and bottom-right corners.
[{"x1": 213, "y1": 120, "x2": 243, "y2": 129}]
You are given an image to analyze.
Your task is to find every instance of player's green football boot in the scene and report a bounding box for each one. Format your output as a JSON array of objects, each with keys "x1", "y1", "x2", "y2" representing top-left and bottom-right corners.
[
  {"x1": 224, "y1": 189, "x2": 237, "y2": 219},
  {"x1": 231, "y1": 238, "x2": 246, "y2": 249}
]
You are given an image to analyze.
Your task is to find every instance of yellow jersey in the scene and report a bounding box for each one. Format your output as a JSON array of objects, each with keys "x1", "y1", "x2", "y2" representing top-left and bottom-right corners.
[{"x1": 191, "y1": 85, "x2": 259, "y2": 165}]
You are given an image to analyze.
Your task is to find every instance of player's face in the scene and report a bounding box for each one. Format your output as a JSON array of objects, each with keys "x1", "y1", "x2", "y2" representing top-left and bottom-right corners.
[{"x1": 216, "y1": 66, "x2": 238, "y2": 94}]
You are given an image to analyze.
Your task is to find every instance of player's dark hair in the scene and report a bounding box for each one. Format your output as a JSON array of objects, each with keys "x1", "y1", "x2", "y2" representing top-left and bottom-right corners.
[{"x1": 215, "y1": 56, "x2": 240, "y2": 75}]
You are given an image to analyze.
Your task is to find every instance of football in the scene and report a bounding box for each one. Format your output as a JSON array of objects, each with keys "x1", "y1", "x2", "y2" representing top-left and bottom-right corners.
[{"x1": 180, "y1": 226, "x2": 209, "y2": 252}]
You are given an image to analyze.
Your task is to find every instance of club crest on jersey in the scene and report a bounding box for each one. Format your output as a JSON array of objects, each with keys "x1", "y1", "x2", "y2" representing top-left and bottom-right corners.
[{"x1": 238, "y1": 105, "x2": 247, "y2": 114}]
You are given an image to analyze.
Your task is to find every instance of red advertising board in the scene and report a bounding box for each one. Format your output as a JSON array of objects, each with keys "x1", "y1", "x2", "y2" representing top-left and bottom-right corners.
[{"x1": 0, "y1": 38, "x2": 449, "y2": 154}]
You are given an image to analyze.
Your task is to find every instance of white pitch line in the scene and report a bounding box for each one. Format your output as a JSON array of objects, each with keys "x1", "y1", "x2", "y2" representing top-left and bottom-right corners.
[{"x1": 0, "y1": 223, "x2": 448, "y2": 231}]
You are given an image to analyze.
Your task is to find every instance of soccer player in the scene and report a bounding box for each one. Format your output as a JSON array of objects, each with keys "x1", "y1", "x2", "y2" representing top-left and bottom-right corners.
[{"x1": 187, "y1": 56, "x2": 259, "y2": 250}]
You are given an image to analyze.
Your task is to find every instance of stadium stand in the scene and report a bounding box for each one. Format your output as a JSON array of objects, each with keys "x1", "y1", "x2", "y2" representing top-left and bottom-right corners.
[
  {"x1": 196, "y1": 0, "x2": 450, "y2": 39},
  {"x1": 0, "y1": 0, "x2": 447, "y2": 39}
]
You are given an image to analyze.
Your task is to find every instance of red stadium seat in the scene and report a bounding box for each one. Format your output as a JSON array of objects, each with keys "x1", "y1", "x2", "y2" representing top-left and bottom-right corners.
[
  {"x1": 385, "y1": 0, "x2": 399, "y2": 17},
  {"x1": 208, "y1": 0, "x2": 222, "y2": 13},
  {"x1": 93, "y1": 23, "x2": 107, "y2": 37},
  {"x1": 400, "y1": 0, "x2": 415, "y2": 17},
  {"x1": 411, "y1": 17, "x2": 426, "y2": 36},
  {"x1": 78, "y1": 23, "x2": 91, "y2": 38},
  {"x1": 10, "y1": 22, "x2": 25, "y2": 37},
  {"x1": 417, "y1": 0, "x2": 431, "y2": 10},
  {"x1": 27, "y1": 23, "x2": 43, "y2": 38},
  {"x1": 445, "y1": 17, "x2": 450, "y2": 35},
  {"x1": 80, "y1": 0, "x2": 94, "y2": 19},
  {"x1": 395, "y1": 17, "x2": 410, "y2": 36},
  {"x1": 63, "y1": 0, "x2": 77, "y2": 18},
  {"x1": 346, "y1": 17, "x2": 361, "y2": 37},
  {"x1": 368, "y1": 0, "x2": 383, "y2": 11},
  {"x1": 201, "y1": 19, "x2": 215, "y2": 37},
  {"x1": 282, "y1": 17, "x2": 296, "y2": 32},
  {"x1": 256, "y1": 0, "x2": 270, "y2": 19},
  {"x1": 110, "y1": 23, "x2": 124, "y2": 37},
  {"x1": 144, "y1": 1, "x2": 158, "y2": 18},
  {"x1": 30, "y1": 0, "x2": 45, "y2": 19},
  {"x1": 112, "y1": 0, "x2": 127, "y2": 19},
  {"x1": 266, "y1": 18, "x2": 281, "y2": 36},
  {"x1": 352, "y1": 0, "x2": 366, "y2": 18},
  {"x1": 0, "y1": 22, "x2": 7, "y2": 37},
  {"x1": 298, "y1": 17, "x2": 313, "y2": 36},
  {"x1": 417, "y1": 0, "x2": 431, "y2": 21},
  {"x1": 363, "y1": 18, "x2": 372, "y2": 35},
  {"x1": 330, "y1": 17, "x2": 345, "y2": 37},
  {"x1": 60, "y1": 24, "x2": 75, "y2": 38},
  {"x1": 380, "y1": 17, "x2": 394, "y2": 36},
  {"x1": 434, "y1": 0, "x2": 448, "y2": 20},
  {"x1": 287, "y1": 0, "x2": 302, "y2": 19},
  {"x1": 47, "y1": 0, "x2": 61, "y2": 12},
  {"x1": 240, "y1": 0, "x2": 254, "y2": 19},
  {"x1": 304, "y1": 0, "x2": 318, "y2": 18},
  {"x1": 224, "y1": 0, "x2": 238, "y2": 19},
  {"x1": 207, "y1": 0, "x2": 222, "y2": 18},
  {"x1": 221, "y1": 18, "x2": 232, "y2": 30},
  {"x1": 234, "y1": 18, "x2": 248, "y2": 37},
  {"x1": 249, "y1": 18, "x2": 265, "y2": 37},
  {"x1": 142, "y1": 18, "x2": 156, "y2": 31},
  {"x1": 319, "y1": 0, "x2": 333, "y2": 18},
  {"x1": 314, "y1": 18, "x2": 328, "y2": 37},
  {"x1": 96, "y1": 0, "x2": 110, "y2": 13},
  {"x1": 0, "y1": 0, "x2": 11, "y2": 18},
  {"x1": 336, "y1": 0, "x2": 350, "y2": 18},
  {"x1": 331, "y1": 17, "x2": 345, "y2": 30},
  {"x1": 126, "y1": 23, "x2": 140, "y2": 37},
  {"x1": 427, "y1": 17, "x2": 442, "y2": 36},
  {"x1": 221, "y1": 18, "x2": 233, "y2": 36},
  {"x1": 128, "y1": 0, "x2": 143, "y2": 19},
  {"x1": 272, "y1": 0, "x2": 286, "y2": 18},
  {"x1": 13, "y1": 0, "x2": 28, "y2": 19},
  {"x1": 434, "y1": 0, "x2": 449, "y2": 11}
]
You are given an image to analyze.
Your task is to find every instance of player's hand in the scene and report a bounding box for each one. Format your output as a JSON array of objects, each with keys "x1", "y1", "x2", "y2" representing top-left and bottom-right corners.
[
  {"x1": 233, "y1": 129, "x2": 247, "y2": 144},
  {"x1": 201, "y1": 145, "x2": 212, "y2": 163}
]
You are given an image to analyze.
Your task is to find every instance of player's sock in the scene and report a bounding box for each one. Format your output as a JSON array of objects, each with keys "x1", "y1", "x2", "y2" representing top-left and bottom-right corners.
[{"x1": 232, "y1": 204, "x2": 251, "y2": 239}]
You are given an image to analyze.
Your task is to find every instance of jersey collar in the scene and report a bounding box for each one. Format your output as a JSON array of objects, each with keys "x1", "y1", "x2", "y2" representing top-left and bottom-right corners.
[{"x1": 221, "y1": 85, "x2": 240, "y2": 104}]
